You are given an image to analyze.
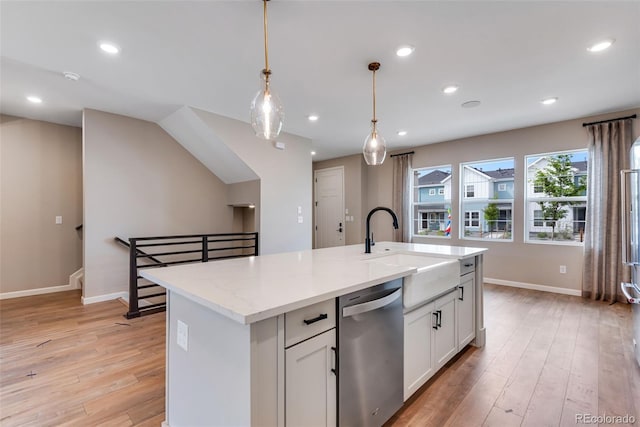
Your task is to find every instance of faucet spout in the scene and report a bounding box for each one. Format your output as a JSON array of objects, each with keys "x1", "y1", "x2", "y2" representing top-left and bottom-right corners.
[{"x1": 365, "y1": 207, "x2": 399, "y2": 254}]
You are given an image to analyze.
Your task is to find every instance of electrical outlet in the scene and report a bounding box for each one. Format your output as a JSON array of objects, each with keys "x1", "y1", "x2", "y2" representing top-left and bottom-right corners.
[
  {"x1": 177, "y1": 320, "x2": 189, "y2": 351},
  {"x1": 559, "y1": 265, "x2": 567, "y2": 274}
]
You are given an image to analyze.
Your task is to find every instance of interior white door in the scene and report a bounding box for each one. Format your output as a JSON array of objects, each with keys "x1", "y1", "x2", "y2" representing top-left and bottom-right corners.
[{"x1": 315, "y1": 167, "x2": 345, "y2": 248}]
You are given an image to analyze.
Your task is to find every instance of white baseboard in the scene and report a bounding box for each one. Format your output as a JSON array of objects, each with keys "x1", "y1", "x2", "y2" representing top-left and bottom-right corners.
[
  {"x1": 82, "y1": 291, "x2": 129, "y2": 305},
  {"x1": 68, "y1": 268, "x2": 84, "y2": 289},
  {"x1": 0, "y1": 284, "x2": 77, "y2": 300},
  {"x1": 484, "y1": 277, "x2": 581, "y2": 297}
]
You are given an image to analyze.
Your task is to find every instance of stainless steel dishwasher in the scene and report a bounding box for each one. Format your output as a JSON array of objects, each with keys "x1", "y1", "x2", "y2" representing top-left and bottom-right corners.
[{"x1": 337, "y1": 278, "x2": 403, "y2": 427}]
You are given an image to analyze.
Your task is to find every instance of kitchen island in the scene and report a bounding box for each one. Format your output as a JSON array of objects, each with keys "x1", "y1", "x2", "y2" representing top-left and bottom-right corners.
[{"x1": 141, "y1": 242, "x2": 487, "y2": 427}]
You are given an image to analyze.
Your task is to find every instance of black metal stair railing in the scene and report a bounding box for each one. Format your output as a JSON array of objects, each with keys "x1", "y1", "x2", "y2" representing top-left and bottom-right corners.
[{"x1": 115, "y1": 232, "x2": 258, "y2": 318}]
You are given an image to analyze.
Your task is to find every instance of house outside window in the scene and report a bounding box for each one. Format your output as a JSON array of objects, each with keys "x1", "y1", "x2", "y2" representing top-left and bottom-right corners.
[
  {"x1": 526, "y1": 150, "x2": 588, "y2": 244},
  {"x1": 460, "y1": 158, "x2": 514, "y2": 241},
  {"x1": 412, "y1": 166, "x2": 452, "y2": 238}
]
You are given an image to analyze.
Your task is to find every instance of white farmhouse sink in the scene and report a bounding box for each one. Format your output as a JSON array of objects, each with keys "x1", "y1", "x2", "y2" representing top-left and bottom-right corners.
[{"x1": 365, "y1": 253, "x2": 460, "y2": 309}]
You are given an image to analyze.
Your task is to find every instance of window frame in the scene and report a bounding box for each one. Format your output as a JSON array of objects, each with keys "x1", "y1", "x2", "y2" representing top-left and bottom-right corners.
[
  {"x1": 460, "y1": 157, "x2": 514, "y2": 242},
  {"x1": 524, "y1": 149, "x2": 588, "y2": 246},
  {"x1": 411, "y1": 164, "x2": 452, "y2": 239}
]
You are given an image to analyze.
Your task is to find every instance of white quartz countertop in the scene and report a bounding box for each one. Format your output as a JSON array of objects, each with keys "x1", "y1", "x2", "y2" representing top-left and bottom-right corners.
[{"x1": 140, "y1": 242, "x2": 487, "y2": 325}]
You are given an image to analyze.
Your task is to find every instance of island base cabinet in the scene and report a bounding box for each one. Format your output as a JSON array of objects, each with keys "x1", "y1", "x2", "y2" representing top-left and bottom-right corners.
[
  {"x1": 456, "y1": 274, "x2": 475, "y2": 349},
  {"x1": 403, "y1": 301, "x2": 435, "y2": 401},
  {"x1": 285, "y1": 329, "x2": 337, "y2": 427},
  {"x1": 433, "y1": 290, "x2": 457, "y2": 369}
]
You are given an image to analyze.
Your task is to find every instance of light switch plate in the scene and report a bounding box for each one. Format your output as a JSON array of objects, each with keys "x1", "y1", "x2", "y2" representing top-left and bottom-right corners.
[
  {"x1": 177, "y1": 320, "x2": 189, "y2": 351},
  {"x1": 297, "y1": 216, "x2": 303, "y2": 223},
  {"x1": 55, "y1": 216, "x2": 63, "y2": 224}
]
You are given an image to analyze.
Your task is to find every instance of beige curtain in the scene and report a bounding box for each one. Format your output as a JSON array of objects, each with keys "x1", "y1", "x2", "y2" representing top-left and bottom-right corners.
[
  {"x1": 583, "y1": 118, "x2": 633, "y2": 302},
  {"x1": 392, "y1": 153, "x2": 413, "y2": 242}
]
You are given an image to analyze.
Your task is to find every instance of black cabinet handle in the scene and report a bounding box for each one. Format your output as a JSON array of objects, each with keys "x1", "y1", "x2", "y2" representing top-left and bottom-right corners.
[
  {"x1": 464, "y1": 263, "x2": 473, "y2": 267},
  {"x1": 459, "y1": 286, "x2": 464, "y2": 301},
  {"x1": 432, "y1": 312, "x2": 439, "y2": 330},
  {"x1": 436, "y1": 310, "x2": 442, "y2": 328},
  {"x1": 331, "y1": 346, "x2": 337, "y2": 375},
  {"x1": 303, "y1": 313, "x2": 328, "y2": 325}
]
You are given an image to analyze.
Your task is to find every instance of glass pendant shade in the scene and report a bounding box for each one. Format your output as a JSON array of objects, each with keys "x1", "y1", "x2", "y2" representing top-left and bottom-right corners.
[
  {"x1": 363, "y1": 122, "x2": 387, "y2": 165},
  {"x1": 250, "y1": 72, "x2": 284, "y2": 140}
]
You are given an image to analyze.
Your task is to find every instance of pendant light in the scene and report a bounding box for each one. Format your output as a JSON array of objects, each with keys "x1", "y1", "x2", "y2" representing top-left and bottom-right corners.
[
  {"x1": 363, "y1": 62, "x2": 386, "y2": 165},
  {"x1": 250, "y1": 0, "x2": 284, "y2": 141}
]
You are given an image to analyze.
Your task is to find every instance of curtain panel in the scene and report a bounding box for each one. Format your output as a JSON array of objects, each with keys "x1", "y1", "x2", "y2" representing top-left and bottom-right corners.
[
  {"x1": 583, "y1": 118, "x2": 634, "y2": 302},
  {"x1": 392, "y1": 153, "x2": 413, "y2": 243}
]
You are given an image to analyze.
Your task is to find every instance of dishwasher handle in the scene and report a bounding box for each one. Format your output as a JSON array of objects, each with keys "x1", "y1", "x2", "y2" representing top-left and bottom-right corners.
[{"x1": 342, "y1": 288, "x2": 401, "y2": 318}]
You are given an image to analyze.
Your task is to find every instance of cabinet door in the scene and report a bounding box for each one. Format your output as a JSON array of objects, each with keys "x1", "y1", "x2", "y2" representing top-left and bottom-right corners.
[
  {"x1": 285, "y1": 328, "x2": 336, "y2": 427},
  {"x1": 456, "y1": 274, "x2": 475, "y2": 349},
  {"x1": 403, "y1": 302, "x2": 435, "y2": 401},
  {"x1": 433, "y1": 290, "x2": 457, "y2": 369}
]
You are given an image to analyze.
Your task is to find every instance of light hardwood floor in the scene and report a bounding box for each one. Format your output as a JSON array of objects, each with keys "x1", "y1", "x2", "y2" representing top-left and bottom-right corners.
[{"x1": 1, "y1": 285, "x2": 638, "y2": 426}]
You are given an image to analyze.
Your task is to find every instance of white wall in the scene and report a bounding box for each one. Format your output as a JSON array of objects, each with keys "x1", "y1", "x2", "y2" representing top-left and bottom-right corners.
[
  {"x1": 83, "y1": 109, "x2": 233, "y2": 301},
  {"x1": 192, "y1": 108, "x2": 313, "y2": 254}
]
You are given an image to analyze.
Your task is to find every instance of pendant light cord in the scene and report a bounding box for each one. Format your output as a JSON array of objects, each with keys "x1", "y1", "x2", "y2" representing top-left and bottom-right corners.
[
  {"x1": 372, "y1": 69, "x2": 377, "y2": 124},
  {"x1": 263, "y1": 0, "x2": 270, "y2": 74}
]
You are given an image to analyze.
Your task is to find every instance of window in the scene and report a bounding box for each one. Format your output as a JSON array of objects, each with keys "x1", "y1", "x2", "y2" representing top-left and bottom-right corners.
[
  {"x1": 465, "y1": 185, "x2": 475, "y2": 198},
  {"x1": 412, "y1": 166, "x2": 452, "y2": 238},
  {"x1": 460, "y1": 158, "x2": 514, "y2": 241},
  {"x1": 526, "y1": 150, "x2": 588, "y2": 244},
  {"x1": 464, "y1": 211, "x2": 480, "y2": 227}
]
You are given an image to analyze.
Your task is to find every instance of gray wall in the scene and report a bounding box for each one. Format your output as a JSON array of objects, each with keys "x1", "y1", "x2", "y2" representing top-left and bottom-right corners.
[
  {"x1": 193, "y1": 108, "x2": 313, "y2": 255},
  {"x1": 83, "y1": 109, "x2": 233, "y2": 301},
  {"x1": 318, "y1": 108, "x2": 640, "y2": 293},
  {"x1": 0, "y1": 115, "x2": 82, "y2": 294}
]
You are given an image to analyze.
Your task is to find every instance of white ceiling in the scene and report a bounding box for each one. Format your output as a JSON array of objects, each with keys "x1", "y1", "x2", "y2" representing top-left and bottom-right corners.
[{"x1": 1, "y1": 1, "x2": 639, "y2": 161}]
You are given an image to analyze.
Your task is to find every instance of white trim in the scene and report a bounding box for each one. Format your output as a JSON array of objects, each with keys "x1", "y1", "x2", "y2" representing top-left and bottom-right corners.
[
  {"x1": 0, "y1": 283, "x2": 76, "y2": 300},
  {"x1": 485, "y1": 277, "x2": 581, "y2": 296},
  {"x1": 82, "y1": 291, "x2": 128, "y2": 305},
  {"x1": 68, "y1": 267, "x2": 84, "y2": 289}
]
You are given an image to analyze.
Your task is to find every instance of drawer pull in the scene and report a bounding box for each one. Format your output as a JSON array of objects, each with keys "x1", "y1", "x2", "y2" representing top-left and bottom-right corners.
[
  {"x1": 463, "y1": 263, "x2": 473, "y2": 267},
  {"x1": 303, "y1": 313, "x2": 328, "y2": 325}
]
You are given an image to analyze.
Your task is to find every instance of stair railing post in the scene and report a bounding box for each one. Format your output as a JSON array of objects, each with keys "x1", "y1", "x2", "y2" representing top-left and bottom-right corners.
[
  {"x1": 202, "y1": 236, "x2": 209, "y2": 262},
  {"x1": 127, "y1": 238, "x2": 140, "y2": 318}
]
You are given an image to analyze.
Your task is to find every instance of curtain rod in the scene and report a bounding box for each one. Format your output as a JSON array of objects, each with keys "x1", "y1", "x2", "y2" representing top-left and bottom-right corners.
[
  {"x1": 389, "y1": 151, "x2": 415, "y2": 158},
  {"x1": 582, "y1": 114, "x2": 636, "y2": 127}
]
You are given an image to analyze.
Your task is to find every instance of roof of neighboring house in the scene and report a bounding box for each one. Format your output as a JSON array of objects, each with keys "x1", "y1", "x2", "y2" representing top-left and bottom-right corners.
[
  {"x1": 483, "y1": 168, "x2": 515, "y2": 179},
  {"x1": 417, "y1": 170, "x2": 451, "y2": 185},
  {"x1": 572, "y1": 161, "x2": 587, "y2": 172}
]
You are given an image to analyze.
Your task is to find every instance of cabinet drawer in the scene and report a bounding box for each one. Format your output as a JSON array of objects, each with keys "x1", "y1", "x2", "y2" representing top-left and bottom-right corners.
[
  {"x1": 285, "y1": 299, "x2": 336, "y2": 348},
  {"x1": 460, "y1": 258, "x2": 475, "y2": 276}
]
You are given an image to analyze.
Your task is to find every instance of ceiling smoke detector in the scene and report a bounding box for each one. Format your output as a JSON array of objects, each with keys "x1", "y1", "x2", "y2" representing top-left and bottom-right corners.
[{"x1": 63, "y1": 71, "x2": 80, "y2": 81}]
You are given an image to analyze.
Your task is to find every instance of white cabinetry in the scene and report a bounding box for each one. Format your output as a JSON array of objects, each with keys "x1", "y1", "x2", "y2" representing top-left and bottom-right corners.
[
  {"x1": 457, "y1": 272, "x2": 475, "y2": 349},
  {"x1": 403, "y1": 289, "x2": 457, "y2": 401},
  {"x1": 433, "y1": 290, "x2": 457, "y2": 369},
  {"x1": 285, "y1": 329, "x2": 336, "y2": 427},
  {"x1": 284, "y1": 299, "x2": 336, "y2": 427}
]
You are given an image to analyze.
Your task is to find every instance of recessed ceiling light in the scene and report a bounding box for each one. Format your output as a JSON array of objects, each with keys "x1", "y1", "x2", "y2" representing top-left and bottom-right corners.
[
  {"x1": 308, "y1": 115, "x2": 319, "y2": 122},
  {"x1": 310, "y1": 151, "x2": 316, "y2": 156},
  {"x1": 461, "y1": 100, "x2": 481, "y2": 108},
  {"x1": 443, "y1": 85, "x2": 459, "y2": 94},
  {"x1": 541, "y1": 97, "x2": 558, "y2": 105},
  {"x1": 396, "y1": 45, "x2": 415, "y2": 57},
  {"x1": 99, "y1": 42, "x2": 120, "y2": 54},
  {"x1": 587, "y1": 39, "x2": 615, "y2": 52},
  {"x1": 27, "y1": 96, "x2": 42, "y2": 104},
  {"x1": 397, "y1": 130, "x2": 408, "y2": 136}
]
